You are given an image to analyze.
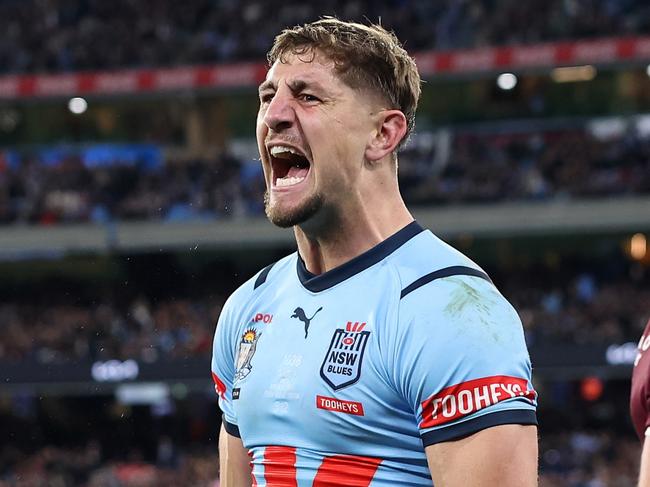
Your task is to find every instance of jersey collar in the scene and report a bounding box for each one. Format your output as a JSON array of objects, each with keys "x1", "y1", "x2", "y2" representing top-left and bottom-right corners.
[{"x1": 296, "y1": 221, "x2": 424, "y2": 293}]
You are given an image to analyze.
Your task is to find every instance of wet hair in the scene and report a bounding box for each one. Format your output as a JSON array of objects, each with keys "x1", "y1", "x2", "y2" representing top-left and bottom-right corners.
[{"x1": 268, "y1": 17, "x2": 421, "y2": 147}]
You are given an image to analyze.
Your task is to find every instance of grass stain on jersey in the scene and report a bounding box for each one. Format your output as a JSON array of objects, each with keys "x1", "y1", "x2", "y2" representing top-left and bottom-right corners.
[{"x1": 443, "y1": 278, "x2": 501, "y2": 341}]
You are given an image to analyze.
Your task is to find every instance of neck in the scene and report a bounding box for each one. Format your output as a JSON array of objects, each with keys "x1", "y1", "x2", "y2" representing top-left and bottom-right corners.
[{"x1": 294, "y1": 180, "x2": 413, "y2": 274}]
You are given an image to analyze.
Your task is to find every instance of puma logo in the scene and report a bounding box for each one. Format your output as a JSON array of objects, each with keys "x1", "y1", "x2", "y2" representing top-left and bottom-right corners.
[{"x1": 291, "y1": 306, "x2": 323, "y2": 338}]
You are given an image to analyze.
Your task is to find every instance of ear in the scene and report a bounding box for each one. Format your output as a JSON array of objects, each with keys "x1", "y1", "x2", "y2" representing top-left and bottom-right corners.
[{"x1": 365, "y1": 110, "x2": 408, "y2": 163}]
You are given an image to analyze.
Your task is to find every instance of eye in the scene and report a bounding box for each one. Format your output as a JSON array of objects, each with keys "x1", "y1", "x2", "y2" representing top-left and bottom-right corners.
[
  {"x1": 259, "y1": 92, "x2": 274, "y2": 104},
  {"x1": 299, "y1": 93, "x2": 320, "y2": 103}
]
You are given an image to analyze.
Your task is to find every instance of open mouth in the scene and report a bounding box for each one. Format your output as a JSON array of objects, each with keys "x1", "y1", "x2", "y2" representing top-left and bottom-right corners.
[{"x1": 269, "y1": 145, "x2": 311, "y2": 188}]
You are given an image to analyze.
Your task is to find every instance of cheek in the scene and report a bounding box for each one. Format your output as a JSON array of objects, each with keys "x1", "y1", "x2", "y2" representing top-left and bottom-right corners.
[
  {"x1": 331, "y1": 121, "x2": 368, "y2": 165},
  {"x1": 256, "y1": 112, "x2": 267, "y2": 141},
  {"x1": 256, "y1": 117, "x2": 268, "y2": 156}
]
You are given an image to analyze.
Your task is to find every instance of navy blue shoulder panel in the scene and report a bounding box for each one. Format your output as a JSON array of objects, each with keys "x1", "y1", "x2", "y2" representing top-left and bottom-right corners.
[
  {"x1": 400, "y1": 265, "x2": 492, "y2": 299},
  {"x1": 254, "y1": 262, "x2": 276, "y2": 290}
]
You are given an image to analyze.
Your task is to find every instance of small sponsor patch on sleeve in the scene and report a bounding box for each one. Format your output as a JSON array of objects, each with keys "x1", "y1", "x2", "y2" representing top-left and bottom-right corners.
[{"x1": 420, "y1": 375, "x2": 536, "y2": 429}]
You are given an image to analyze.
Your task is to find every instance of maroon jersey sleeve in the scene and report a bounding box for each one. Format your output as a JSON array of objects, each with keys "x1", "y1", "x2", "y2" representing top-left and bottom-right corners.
[{"x1": 631, "y1": 319, "x2": 650, "y2": 440}]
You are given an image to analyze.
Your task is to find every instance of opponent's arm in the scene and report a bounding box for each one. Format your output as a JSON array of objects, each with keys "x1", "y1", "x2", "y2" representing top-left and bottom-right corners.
[
  {"x1": 219, "y1": 424, "x2": 252, "y2": 487},
  {"x1": 639, "y1": 436, "x2": 650, "y2": 487},
  {"x1": 425, "y1": 424, "x2": 538, "y2": 487}
]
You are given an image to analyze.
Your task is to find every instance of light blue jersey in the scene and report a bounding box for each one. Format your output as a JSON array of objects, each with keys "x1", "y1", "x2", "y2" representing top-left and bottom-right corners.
[{"x1": 212, "y1": 222, "x2": 537, "y2": 486}]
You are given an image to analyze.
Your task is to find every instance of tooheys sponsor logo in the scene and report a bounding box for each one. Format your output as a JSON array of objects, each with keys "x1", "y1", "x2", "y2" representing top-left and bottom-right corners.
[
  {"x1": 420, "y1": 375, "x2": 536, "y2": 428},
  {"x1": 316, "y1": 395, "x2": 365, "y2": 416}
]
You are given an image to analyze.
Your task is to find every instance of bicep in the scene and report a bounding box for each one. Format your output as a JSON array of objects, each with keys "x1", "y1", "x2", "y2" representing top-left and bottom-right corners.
[
  {"x1": 425, "y1": 424, "x2": 538, "y2": 487},
  {"x1": 219, "y1": 424, "x2": 252, "y2": 487}
]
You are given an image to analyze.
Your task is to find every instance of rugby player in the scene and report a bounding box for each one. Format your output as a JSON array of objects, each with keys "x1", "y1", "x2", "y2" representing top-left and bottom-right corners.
[{"x1": 212, "y1": 18, "x2": 538, "y2": 486}]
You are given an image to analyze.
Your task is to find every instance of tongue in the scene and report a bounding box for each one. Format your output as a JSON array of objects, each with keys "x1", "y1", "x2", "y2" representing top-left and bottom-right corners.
[{"x1": 286, "y1": 166, "x2": 308, "y2": 179}]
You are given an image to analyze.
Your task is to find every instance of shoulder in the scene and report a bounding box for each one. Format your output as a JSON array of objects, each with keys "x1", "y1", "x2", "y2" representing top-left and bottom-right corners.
[
  {"x1": 387, "y1": 230, "x2": 521, "y2": 338},
  {"x1": 401, "y1": 275, "x2": 520, "y2": 336},
  {"x1": 220, "y1": 253, "x2": 296, "y2": 319},
  {"x1": 388, "y1": 229, "x2": 493, "y2": 301}
]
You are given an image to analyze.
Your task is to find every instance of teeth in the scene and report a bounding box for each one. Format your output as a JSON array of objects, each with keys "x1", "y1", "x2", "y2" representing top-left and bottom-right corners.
[
  {"x1": 270, "y1": 145, "x2": 301, "y2": 157},
  {"x1": 276, "y1": 176, "x2": 305, "y2": 187}
]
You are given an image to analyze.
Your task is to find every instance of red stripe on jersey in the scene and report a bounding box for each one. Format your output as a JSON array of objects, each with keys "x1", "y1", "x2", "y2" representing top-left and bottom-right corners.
[
  {"x1": 420, "y1": 375, "x2": 536, "y2": 428},
  {"x1": 211, "y1": 371, "x2": 226, "y2": 400},
  {"x1": 263, "y1": 446, "x2": 297, "y2": 486},
  {"x1": 312, "y1": 454, "x2": 382, "y2": 487},
  {"x1": 248, "y1": 450, "x2": 257, "y2": 486}
]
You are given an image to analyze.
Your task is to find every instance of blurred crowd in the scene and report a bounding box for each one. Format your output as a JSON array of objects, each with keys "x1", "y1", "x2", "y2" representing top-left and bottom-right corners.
[
  {"x1": 402, "y1": 126, "x2": 650, "y2": 205},
  {"x1": 539, "y1": 430, "x2": 640, "y2": 487},
  {"x1": 0, "y1": 149, "x2": 264, "y2": 225},
  {"x1": 0, "y1": 445, "x2": 219, "y2": 487},
  {"x1": 0, "y1": 0, "x2": 648, "y2": 75},
  {"x1": 0, "y1": 430, "x2": 639, "y2": 486},
  {"x1": 0, "y1": 296, "x2": 221, "y2": 364},
  {"x1": 0, "y1": 261, "x2": 646, "y2": 364},
  {"x1": 2, "y1": 122, "x2": 649, "y2": 225},
  {"x1": 506, "y1": 267, "x2": 650, "y2": 346}
]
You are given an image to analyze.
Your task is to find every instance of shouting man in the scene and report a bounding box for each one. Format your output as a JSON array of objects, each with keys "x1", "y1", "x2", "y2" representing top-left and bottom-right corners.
[{"x1": 212, "y1": 18, "x2": 538, "y2": 486}]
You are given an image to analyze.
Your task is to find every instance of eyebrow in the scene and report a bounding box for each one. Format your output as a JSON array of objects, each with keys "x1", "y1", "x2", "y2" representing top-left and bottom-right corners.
[
  {"x1": 287, "y1": 78, "x2": 325, "y2": 93},
  {"x1": 258, "y1": 77, "x2": 325, "y2": 94},
  {"x1": 258, "y1": 80, "x2": 275, "y2": 94}
]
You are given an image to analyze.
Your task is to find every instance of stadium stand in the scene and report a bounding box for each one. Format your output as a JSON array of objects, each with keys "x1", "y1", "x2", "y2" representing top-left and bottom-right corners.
[
  {"x1": 1, "y1": 118, "x2": 649, "y2": 225},
  {"x1": 0, "y1": 0, "x2": 649, "y2": 74}
]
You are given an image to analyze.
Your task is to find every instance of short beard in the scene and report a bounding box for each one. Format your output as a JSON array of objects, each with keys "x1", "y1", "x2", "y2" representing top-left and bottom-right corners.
[{"x1": 264, "y1": 191, "x2": 324, "y2": 228}]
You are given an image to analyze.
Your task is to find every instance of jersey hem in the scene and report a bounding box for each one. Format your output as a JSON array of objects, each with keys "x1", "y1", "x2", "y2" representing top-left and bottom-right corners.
[
  {"x1": 420, "y1": 409, "x2": 537, "y2": 446},
  {"x1": 223, "y1": 419, "x2": 241, "y2": 438}
]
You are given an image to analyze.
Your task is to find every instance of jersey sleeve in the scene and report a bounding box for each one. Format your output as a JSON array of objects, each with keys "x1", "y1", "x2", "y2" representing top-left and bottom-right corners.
[
  {"x1": 391, "y1": 275, "x2": 537, "y2": 447},
  {"x1": 211, "y1": 294, "x2": 241, "y2": 437}
]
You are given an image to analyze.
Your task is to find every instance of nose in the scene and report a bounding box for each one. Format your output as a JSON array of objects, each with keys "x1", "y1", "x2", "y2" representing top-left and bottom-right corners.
[{"x1": 263, "y1": 89, "x2": 295, "y2": 132}]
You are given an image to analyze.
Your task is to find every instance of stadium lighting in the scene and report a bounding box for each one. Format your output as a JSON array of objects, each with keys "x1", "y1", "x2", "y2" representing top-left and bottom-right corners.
[
  {"x1": 496, "y1": 73, "x2": 517, "y2": 90},
  {"x1": 580, "y1": 377, "x2": 603, "y2": 401},
  {"x1": 646, "y1": 64, "x2": 650, "y2": 77},
  {"x1": 68, "y1": 97, "x2": 88, "y2": 114},
  {"x1": 551, "y1": 65, "x2": 596, "y2": 83},
  {"x1": 630, "y1": 233, "x2": 647, "y2": 260}
]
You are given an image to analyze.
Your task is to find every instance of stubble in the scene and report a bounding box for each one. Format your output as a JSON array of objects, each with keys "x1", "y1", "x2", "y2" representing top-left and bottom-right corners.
[{"x1": 264, "y1": 190, "x2": 324, "y2": 228}]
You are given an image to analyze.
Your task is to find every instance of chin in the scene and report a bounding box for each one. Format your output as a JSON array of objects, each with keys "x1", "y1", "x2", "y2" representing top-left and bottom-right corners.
[{"x1": 264, "y1": 191, "x2": 324, "y2": 228}]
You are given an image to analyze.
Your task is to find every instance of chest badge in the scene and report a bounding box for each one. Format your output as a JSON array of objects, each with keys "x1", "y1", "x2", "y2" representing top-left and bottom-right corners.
[
  {"x1": 320, "y1": 321, "x2": 370, "y2": 390},
  {"x1": 235, "y1": 328, "x2": 261, "y2": 382}
]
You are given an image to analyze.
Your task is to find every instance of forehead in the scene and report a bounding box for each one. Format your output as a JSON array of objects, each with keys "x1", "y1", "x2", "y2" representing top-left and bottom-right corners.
[{"x1": 261, "y1": 52, "x2": 345, "y2": 91}]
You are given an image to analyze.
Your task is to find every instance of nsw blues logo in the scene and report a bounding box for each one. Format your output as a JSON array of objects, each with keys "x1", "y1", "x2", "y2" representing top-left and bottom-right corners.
[{"x1": 320, "y1": 322, "x2": 370, "y2": 390}]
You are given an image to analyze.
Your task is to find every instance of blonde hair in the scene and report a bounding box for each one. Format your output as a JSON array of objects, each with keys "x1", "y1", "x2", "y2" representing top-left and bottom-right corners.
[{"x1": 268, "y1": 17, "x2": 421, "y2": 147}]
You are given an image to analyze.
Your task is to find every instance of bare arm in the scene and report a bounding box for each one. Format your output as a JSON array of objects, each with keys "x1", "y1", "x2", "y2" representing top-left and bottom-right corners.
[
  {"x1": 426, "y1": 424, "x2": 538, "y2": 487},
  {"x1": 639, "y1": 436, "x2": 650, "y2": 487},
  {"x1": 219, "y1": 424, "x2": 253, "y2": 487}
]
